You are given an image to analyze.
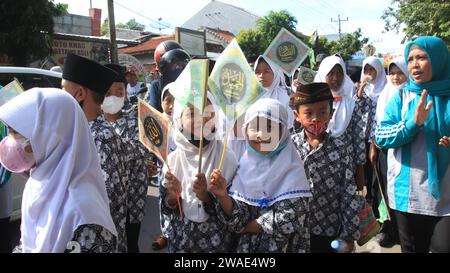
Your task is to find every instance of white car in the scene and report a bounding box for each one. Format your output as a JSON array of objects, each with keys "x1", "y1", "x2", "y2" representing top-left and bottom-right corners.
[{"x1": 0, "y1": 67, "x2": 62, "y2": 220}]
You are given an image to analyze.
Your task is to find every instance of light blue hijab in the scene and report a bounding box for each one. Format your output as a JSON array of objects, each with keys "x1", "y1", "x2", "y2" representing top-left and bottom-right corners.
[{"x1": 404, "y1": 36, "x2": 450, "y2": 199}]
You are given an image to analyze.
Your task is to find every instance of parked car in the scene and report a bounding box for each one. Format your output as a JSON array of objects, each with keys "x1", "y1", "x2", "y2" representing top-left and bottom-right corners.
[{"x1": 1, "y1": 66, "x2": 62, "y2": 220}]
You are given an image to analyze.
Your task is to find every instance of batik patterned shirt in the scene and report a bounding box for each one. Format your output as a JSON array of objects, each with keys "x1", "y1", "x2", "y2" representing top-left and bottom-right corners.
[
  {"x1": 215, "y1": 197, "x2": 310, "y2": 253},
  {"x1": 89, "y1": 115, "x2": 129, "y2": 253},
  {"x1": 359, "y1": 92, "x2": 378, "y2": 142},
  {"x1": 160, "y1": 186, "x2": 234, "y2": 253},
  {"x1": 292, "y1": 131, "x2": 360, "y2": 241},
  {"x1": 65, "y1": 224, "x2": 117, "y2": 253},
  {"x1": 111, "y1": 110, "x2": 152, "y2": 223}
]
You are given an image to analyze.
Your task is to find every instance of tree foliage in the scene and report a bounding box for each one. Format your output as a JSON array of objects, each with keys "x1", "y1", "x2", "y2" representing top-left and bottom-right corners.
[
  {"x1": 0, "y1": 0, "x2": 68, "y2": 66},
  {"x1": 327, "y1": 29, "x2": 369, "y2": 61},
  {"x1": 116, "y1": 18, "x2": 146, "y2": 31},
  {"x1": 101, "y1": 18, "x2": 146, "y2": 36},
  {"x1": 382, "y1": 0, "x2": 450, "y2": 45},
  {"x1": 237, "y1": 10, "x2": 368, "y2": 64}
]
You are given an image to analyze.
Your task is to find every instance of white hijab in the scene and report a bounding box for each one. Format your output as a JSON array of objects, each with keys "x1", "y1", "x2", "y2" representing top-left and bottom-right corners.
[
  {"x1": 254, "y1": 56, "x2": 294, "y2": 129},
  {"x1": 164, "y1": 93, "x2": 238, "y2": 223},
  {"x1": 0, "y1": 88, "x2": 116, "y2": 253},
  {"x1": 376, "y1": 57, "x2": 408, "y2": 122},
  {"x1": 315, "y1": 55, "x2": 356, "y2": 137},
  {"x1": 161, "y1": 82, "x2": 177, "y2": 153},
  {"x1": 360, "y1": 56, "x2": 387, "y2": 101},
  {"x1": 229, "y1": 98, "x2": 312, "y2": 207}
]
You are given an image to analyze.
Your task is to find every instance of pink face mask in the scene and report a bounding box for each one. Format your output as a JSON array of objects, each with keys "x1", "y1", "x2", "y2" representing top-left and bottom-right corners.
[
  {"x1": 0, "y1": 136, "x2": 36, "y2": 173},
  {"x1": 302, "y1": 120, "x2": 329, "y2": 136}
]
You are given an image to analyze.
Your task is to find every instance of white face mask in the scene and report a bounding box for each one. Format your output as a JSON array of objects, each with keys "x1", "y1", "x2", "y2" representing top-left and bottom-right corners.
[{"x1": 101, "y1": 96, "x2": 125, "y2": 114}]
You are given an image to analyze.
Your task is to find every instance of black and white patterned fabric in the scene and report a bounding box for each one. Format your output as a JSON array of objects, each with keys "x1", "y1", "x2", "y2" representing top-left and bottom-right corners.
[
  {"x1": 160, "y1": 186, "x2": 233, "y2": 253},
  {"x1": 292, "y1": 132, "x2": 360, "y2": 241},
  {"x1": 111, "y1": 110, "x2": 152, "y2": 224},
  {"x1": 215, "y1": 197, "x2": 310, "y2": 253},
  {"x1": 359, "y1": 92, "x2": 378, "y2": 142},
  {"x1": 89, "y1": 115, "x2": 129, "y2": 253},
  {"x1": 338, "y1": 94, "x2": 368, "y2": 166},
  {"x1": 65, "y1": 224, "x2": 117, "y2": 253}
]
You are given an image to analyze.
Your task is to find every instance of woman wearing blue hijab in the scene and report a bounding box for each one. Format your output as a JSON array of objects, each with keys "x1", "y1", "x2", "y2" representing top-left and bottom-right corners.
[{"x1": 375, "y1": 36, "x2": 450, "y2": 253}]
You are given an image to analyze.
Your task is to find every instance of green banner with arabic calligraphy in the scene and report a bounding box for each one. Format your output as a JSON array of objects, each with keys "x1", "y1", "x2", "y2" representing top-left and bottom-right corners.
[
  {"x1": 170, "y1": 59, "x2": 209, "y2": 111},
  {"x1": 208, "y1": 39, "x2": 266, "y2": 123},
  {"x1": 263, "y1": 28, "x2": 311, "y2": 77}
]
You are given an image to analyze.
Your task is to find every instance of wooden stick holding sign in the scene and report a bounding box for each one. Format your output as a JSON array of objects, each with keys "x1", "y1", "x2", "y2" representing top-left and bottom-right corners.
[
  {"x1": 137, "y1": 99, "x2": 183, "y2": 217},
  {"x1": 197, "y1": 60, "x2": 209, "y2": 174}
]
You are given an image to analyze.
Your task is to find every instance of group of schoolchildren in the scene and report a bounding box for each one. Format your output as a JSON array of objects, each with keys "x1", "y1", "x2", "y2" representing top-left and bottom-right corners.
[
  {"x1": 153, "y1": 50, "x2": 396, "y2": 253},
  {"x1": 1, "y1": 35, "x2": 448, "y2": 253}
]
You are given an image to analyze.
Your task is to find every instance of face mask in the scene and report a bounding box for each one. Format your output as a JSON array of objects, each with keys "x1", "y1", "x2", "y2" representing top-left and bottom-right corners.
[
  {"x1": 246, "y1": 142, "x2": 287, "y2": 158},
  {"x1": 301, "y1": 120, "x2": 328, "y2": 136},
  {"x1": 0, "y1": 136, "x2": 36, "y2": 173},
  {"x1": 101, "y1": 96, "x2": 125, "y2": 114}
]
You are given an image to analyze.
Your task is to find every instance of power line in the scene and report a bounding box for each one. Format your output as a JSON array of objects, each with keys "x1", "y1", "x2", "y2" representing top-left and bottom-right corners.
[{"x1": 113, "y1": 0, "x2": 171, "y2": 30}]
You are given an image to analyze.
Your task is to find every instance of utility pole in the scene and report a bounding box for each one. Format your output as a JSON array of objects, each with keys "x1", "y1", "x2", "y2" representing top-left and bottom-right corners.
[
  {"x1": 107, "y1": 0, "x2": 118, "y2": 64},
  {"x1": 331, "y1": 15, "x2": 349, "y2": 39}
]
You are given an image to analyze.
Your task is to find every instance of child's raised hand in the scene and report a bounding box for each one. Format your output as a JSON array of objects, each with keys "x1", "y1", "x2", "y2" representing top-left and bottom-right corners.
[
  {"x1": 439, "y1": 136, "x2": 450, "y2": 147},
  {"x1": 209, "y1": 169, "x2": 227, "y2": 199},
  {"x1": 165, "y1": 172, "x2": 181, "y2": 201},
  {"x1": 193, "y1": 173, "x2": 210, "y2": 203}
]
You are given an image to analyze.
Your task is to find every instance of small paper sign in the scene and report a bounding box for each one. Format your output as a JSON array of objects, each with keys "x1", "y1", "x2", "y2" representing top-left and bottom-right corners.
[{"x1": 263, "y1": 28, "x2": 311, "y2": 77}]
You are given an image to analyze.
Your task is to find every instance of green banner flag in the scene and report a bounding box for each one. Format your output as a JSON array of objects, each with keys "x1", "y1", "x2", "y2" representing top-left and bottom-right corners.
[
  {"x1": 208, "y1": 39, "x2": 266, "y2": 123},
  {"x1": 170, "y1": 59, "x2": 209, "y2": 112},
  {"x1": 263, "y1": 28, "x2": 311, "y2": 77}
]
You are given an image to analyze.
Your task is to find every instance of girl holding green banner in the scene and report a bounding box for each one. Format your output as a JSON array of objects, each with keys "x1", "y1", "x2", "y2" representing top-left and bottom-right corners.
[{"x1": 160, "y1": 93, "x2": 238, "y2": 253}]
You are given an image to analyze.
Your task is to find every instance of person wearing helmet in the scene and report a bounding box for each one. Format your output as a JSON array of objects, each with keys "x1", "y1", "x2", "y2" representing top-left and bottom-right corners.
[{"x1": 147, "y1": 40, "x2": 190, "y2": 113}]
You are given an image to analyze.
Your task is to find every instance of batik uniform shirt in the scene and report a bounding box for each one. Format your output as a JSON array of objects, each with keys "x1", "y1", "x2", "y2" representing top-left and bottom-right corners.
[
  {"x1": 13, "y1": 224, "x2": 117, "y2": 253},
  {"x1": 359, "y1": 92, "x2": 378, "y2": 142},
  {"x1": 215, "y1": 197, "x2": 310, "y2": 253},
  {"x1": 111, "y1": 110, "x2": 152, "y2": 223},
  {"x1": 160, "y1": 186, "x2": 233, "y2": 253},
  {"x1": 89, "y1": 115, "x2": 129, "y2": 253},
  {"x1": 292, "y1": 132, "x2": 360, "y2": 241},
  {"x1": 336, "y1": 94, "x2": 368, "y2": 167},
  {"x1": 65, "y1": 224, "x2": 117, "y2": 253}
]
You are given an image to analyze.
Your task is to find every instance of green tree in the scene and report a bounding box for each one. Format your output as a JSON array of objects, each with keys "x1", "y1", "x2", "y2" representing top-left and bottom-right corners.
[
  {"x1": 256, "y1": 10, "x2": 298, "y2": 50},
  {"x1": 101, "y1": 18, "x2": 109, "y2": 36},
  {"x1": 236, "y1": 29, "x2": 264, "y2": 63},
  {"x1": 0, "y1": 0, "x2": 67, "y2": 66},
  {"x1": 382, "y1": 0, "x2": 450, "y2": 45},
  {"x1": 309, "y1": 36, "x2": 331, "y2": 56},
  {"x1": 237, "y1": 10, "x2": 303, "y2": 62},
  {"x1": 327, "y1": 29, "x2": 369, "y2": 61},
  {"x1": 116, "y1": 18, "x2": 145, "y2": 31}
]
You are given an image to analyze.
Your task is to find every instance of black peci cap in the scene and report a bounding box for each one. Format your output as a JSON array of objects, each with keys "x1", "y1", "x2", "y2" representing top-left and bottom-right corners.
[
  {"x1": 292, "y1": 82, "x2": 333, "y2": 107},
  {"x1": 62, "y1": 53, "x2": 117, "y2": 95}
]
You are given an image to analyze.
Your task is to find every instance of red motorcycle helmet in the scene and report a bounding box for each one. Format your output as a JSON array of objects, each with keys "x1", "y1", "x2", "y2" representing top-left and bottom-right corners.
[{"x1": 154, "y1": 40, "x2": 183, "y2": 68}]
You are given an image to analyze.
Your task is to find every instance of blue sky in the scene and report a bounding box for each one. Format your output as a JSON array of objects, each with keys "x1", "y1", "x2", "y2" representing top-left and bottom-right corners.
[{"x1": 55, "y1": 0, "x2": 406, "y2": 54}]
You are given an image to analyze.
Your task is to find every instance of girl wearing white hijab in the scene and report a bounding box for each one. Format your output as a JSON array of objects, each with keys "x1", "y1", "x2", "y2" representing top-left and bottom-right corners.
[
  {"x1": 315, "y1": 55, "x2": 367, "y2": 190},
  {"x1": 359, "y1": 56, "x2": 387, "y2": 142},
  {"x1": 358, "y1": 56, "x2": 387, "y2": 213},
  {"x1": 160, "y1": 93, "x2": 238, "y2": 253},
  {"x1": 210, "y1": 98, "x2": 312, "y2": 253},
  {"x1": 0, "y1": 88, "x2": 117, "y2": 253},
  {"x1": 254, "y1": 55, "x2": 295, "y2": 129}
]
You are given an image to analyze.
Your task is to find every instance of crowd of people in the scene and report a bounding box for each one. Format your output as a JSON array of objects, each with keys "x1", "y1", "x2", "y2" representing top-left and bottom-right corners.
[{"x1": 0, "y1": 35, "x2": 448, "y2": 253}]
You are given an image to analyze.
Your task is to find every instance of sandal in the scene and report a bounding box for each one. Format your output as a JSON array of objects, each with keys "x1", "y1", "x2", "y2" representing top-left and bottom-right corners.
[{"x1": 152, "y1": 235, "x2": 167, "y2": 250}]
